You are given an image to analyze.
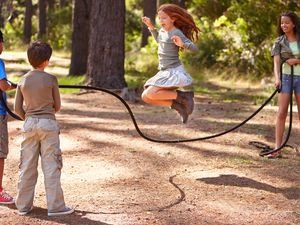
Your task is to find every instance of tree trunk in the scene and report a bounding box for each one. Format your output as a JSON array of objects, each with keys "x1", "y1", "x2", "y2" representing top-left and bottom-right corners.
[
  {"x1": 87, "y1": 0, "x2": 126, "y2": 89},
  {"x1": 0, "y1": 1, "x2": 4, "y2": 28},
  {"x1": 23, "y1": 0, "x2": 32, "y2": 44},
  {"x1": 141, "y1": 0, "x2": 156, "y2": 47},
  {"x1": 0, "y1": 0, "x2": 12, "y2": 28},
  {"x1": 69, "y1": 0, "x2": 90, "y2": 76},
  {"x1": 173, "y1": 0, "x2": 186, "y2": 8},
  {"x1": 38, "y1": 0, "x2": 46, "y2": 39},
  {"x1": 47, "y1": 0, "x2": 55, "y2": 10},
  {"x1": 60, "y1": 0, "x2": 67, "y2": 7}
]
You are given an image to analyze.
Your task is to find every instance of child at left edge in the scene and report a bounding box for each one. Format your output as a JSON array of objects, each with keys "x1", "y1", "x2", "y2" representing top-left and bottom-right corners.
[{"x1": 0, "y1": 29, "x2": 17, "y2": 205}]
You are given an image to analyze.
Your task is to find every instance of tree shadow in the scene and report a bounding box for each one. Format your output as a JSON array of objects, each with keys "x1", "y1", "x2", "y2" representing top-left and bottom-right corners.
[{"x1": 197, "y1": 174, "x2": 300, "y2": 200}]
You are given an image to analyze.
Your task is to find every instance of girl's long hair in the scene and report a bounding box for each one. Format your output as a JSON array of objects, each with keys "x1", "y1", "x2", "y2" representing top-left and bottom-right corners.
[
  {"x1": 158, "y1": 4, "x2": 200, "y2": 42},
  {"x1": 277, "y1": 12, "x2": 300, "y2": 38}
]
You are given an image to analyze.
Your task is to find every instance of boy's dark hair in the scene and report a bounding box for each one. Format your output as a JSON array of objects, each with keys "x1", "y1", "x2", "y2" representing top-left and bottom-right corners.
[
  {"x1": 27, "y1": 41, "x2": 52, "y2": 68},
  {"x1": 0, "y1": 30, "x2": 3, "y2": 42}
]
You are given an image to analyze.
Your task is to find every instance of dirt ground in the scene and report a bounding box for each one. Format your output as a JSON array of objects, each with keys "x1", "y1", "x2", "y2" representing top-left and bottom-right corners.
[{"x1": 0, "y1": 86, "x2": 300, "y2": 225}]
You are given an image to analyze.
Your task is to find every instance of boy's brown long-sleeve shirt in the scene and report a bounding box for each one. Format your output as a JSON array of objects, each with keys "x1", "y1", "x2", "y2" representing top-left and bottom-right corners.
[{"x1": 14, "y1": 70, "x2": 61, "y2": 120}]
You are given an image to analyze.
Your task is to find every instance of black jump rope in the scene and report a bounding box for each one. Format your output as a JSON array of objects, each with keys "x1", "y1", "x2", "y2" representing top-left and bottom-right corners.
[{"x1": 0, "y1": 64, "x2": 295, "y2": 157}]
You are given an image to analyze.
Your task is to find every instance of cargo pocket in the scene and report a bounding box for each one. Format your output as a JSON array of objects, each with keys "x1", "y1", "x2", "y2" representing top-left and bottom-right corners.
[
  {"x1": 53, "y1": 150, "x2": 63, "y2": 170},
  {"x1": 23, "y1": 118, "x2": 35, "y2": 132},
  {"x1": 19, "y1": 149, "x2": 24, "y2": 169},
  {"x1": 40, "y1": 119, "x2": 60, "y2": 132}
]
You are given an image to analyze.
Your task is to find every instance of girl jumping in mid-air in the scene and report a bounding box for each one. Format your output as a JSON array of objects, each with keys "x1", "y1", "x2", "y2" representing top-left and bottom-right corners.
[{"x1": 141, "y1": 3, "x2": 200, "y2": 123}]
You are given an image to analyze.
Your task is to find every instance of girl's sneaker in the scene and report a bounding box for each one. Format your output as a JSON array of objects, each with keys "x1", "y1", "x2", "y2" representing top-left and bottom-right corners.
[{"x1": 0, "y1": 189, "x2": 14, "y2": 204}]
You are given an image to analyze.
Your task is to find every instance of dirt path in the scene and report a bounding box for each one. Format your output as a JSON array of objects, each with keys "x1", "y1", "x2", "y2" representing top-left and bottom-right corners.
[{"x1": 0, "y1": 89, "x2": 300, "y2": 225}]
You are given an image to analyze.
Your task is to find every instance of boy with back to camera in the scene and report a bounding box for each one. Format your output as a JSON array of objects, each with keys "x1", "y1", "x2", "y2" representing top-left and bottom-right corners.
[{"x1": 14, "y1": 41, "x2": 74, "y2": 216}]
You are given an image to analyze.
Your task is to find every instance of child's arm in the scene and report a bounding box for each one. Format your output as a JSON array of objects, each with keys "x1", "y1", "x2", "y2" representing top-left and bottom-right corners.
[
  {"x1": 171, "y1": 30, "x2": 198, "y2": 52},
  {"x1": 142, "y1": 16, "x2": 154, "y2": 30},
  {"x1": 53, "y1": 78, "x2": 61, "y2": 113},
  {"x1": 274, "y1": 55, "x2": 281, "y2": 89},
  {"x1": 14, "y1": 85, "x2": 25, "y2": 120},
  {"x1": 0, "y1": 78, "x2": 17, "y2": 91},
  {"x1": 142, "y1": 16, "x2": 158, "y2": 43}
]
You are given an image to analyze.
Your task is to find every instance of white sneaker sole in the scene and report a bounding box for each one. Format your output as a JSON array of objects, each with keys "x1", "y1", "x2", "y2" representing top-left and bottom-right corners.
[
  {"x1": 0, "y1": 198, "x2": 15, "y2": 205},
  {"x1": 18, "y1": 207, "x2": 33, "y2": 216},
  {"x1": 48, "y1": 208, "x2": 75, "y2": 216}
]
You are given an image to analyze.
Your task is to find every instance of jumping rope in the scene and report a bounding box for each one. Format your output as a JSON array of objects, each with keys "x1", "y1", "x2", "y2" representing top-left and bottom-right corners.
[{"x1": 0, "y1": 65, "x2": 295, "y2": 156}]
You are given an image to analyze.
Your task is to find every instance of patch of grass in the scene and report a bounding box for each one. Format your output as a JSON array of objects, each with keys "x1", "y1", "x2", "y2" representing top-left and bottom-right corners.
[
  {"x1": 238, "y1": 159, "x2": 253, "y2": 165},
  {"x1": 57, "y1": 75, "x2": 86, "y2": 94},
  {"x1": 190, "y1": 67, "x2": 280, "y2": 106},
  {"x1": 193, "y1": 85, "x2": 212, "y2": 94}
]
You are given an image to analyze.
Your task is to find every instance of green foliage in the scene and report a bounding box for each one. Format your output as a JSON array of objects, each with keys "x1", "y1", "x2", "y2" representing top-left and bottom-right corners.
[
  {"x1": 125, "y1": 8, "x2": 142, "y2": 52},
  {"x1": 3, "y1": 21, "x2": 24, "y2": 49},
  {"x1": 185, "y1": 0, "x2": 300, "y2": 80},
  {"x1": 2, "y1": 1, "x2": 26, "y2": 48},
  {"x1": 44, "y1": 5, "x2": 72, "y2": 50},
  {"x1": 3, "y1": 0, "x2": 300, "y2": 84},
  {"x1": 3, "y1": 1, "x2": 72, "y2": 50},
  {"x1": 125, "y1": 37, "x2": 158, "y2": 87},
  {"x1": 189, "y1": 0, "x2": 231, "y2": 20},
  {"x1": 182, "y1": 17, "x2": 225, "y2": 68}
]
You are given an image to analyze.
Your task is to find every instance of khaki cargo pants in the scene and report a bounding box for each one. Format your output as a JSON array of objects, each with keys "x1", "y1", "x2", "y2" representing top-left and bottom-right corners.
[
  {"x1": 15, "y1": 117, "x2": 66, "y2": 213},
  {"x1": 0, "y1": 115, "x2": 8, "y2": 159}
]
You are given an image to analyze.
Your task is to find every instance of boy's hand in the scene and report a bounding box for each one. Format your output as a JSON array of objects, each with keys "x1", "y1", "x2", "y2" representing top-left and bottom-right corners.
[
  {"x1": 0, "y1": 79, "x2": 16, "y2": 91},
  {"x1": 171, "y1": 35, "x2": 184, "y2": 48},
  {"x1": 142, "y1": 16, "x2": 154, "y2": 30},
  {"x1": 7, "y1": 80, "x2": 17, "y2": 90},
  {"x1": 10, "y1": 82, "x2": 17, "y2": 89}
]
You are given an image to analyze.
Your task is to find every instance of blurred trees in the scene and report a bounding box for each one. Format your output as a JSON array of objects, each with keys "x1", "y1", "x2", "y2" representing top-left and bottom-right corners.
[
  {"x1": 38, "y1": 0, "x2": 46, "y2": 38},
  {"x1": 141, "y1": 0, "x2": 156, "y2": 47},
  {"x1": 69, "y1": 0, "x2": 90, "y2": 76},
  {"x1": 23, "y1": 0, "x2": 32, "y2": 43},
  {"x1": 0, "y1": 0, "x2": 13, "y2": 28},
  {"x1": 0, "y1": 0, "x2": 300, "y2": 81}
]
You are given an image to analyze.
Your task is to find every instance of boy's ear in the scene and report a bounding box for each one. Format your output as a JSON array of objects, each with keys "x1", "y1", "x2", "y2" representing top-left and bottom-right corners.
[{"x1": 43, "y1": 60, "x2": 49, "y2": 67}]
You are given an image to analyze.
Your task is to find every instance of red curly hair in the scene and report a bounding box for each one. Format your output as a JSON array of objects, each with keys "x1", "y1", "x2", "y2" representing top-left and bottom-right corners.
[{"x1": 158, "y1": 3, "x2": 200, "y2": 42}]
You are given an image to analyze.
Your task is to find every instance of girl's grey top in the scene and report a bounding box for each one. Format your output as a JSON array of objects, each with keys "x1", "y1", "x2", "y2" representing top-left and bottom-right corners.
[{"x1": 150, "y1": 28, "x2": 198, "y2": 70}]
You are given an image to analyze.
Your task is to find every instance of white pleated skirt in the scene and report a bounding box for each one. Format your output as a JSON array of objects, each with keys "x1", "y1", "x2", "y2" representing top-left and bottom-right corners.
[{"x1": 144, "y1": 64, "x2": 192, "y2": 88}]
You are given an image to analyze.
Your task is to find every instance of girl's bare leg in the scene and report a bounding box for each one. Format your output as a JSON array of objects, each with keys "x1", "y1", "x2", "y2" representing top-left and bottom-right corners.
[
  {"x1": 142, "y1": 86, "x2": 177, "y2": 107},
  {"x1": 294, "y1": 93, "x2": 300, "y2": 125},
  {"x1": 142, "y1": 86, "x2": 190, "y2": 123},
  {"x1": 142, "y1": 95, "x2": 172, "y2": 107},
  {"x1": 275, "y1": 93, "x2": 290, "y2": 149}
]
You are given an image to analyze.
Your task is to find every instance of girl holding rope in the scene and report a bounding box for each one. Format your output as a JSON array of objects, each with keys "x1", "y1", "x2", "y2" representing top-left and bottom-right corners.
[
  {"x1": 271, "y1": 12, "x2": 300, "y2": 158},
  {"x1": 141, "y1": 3, "x2": 200, "y2": 123}
]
